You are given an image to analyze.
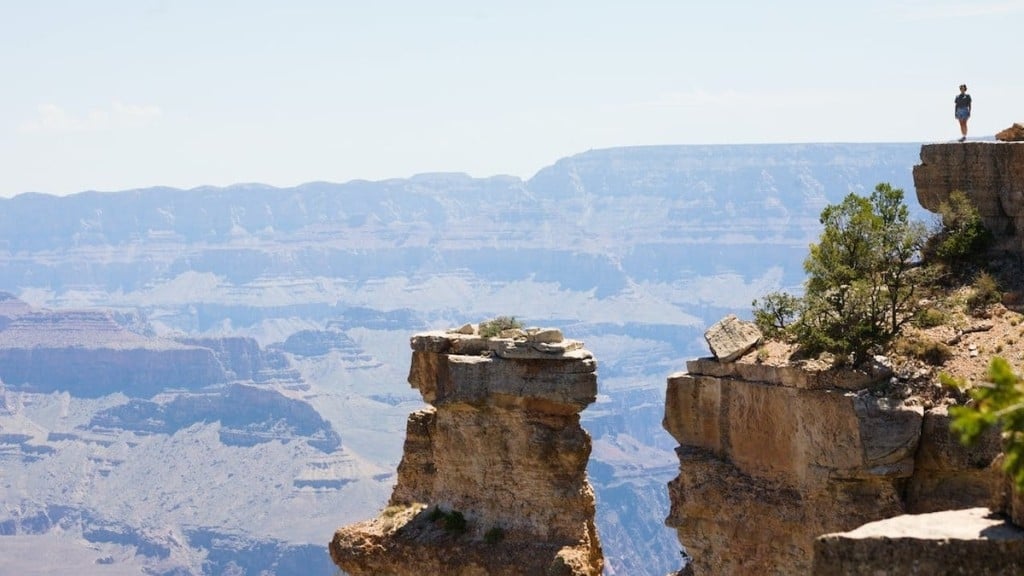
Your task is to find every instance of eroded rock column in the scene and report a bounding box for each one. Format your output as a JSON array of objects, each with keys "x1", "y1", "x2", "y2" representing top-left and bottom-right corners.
[{"x1": 330, "y1": 326, "x2": 603, "y2": 576}]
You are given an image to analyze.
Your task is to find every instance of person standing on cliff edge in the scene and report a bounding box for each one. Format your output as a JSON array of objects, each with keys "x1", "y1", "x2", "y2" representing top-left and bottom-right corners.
[{"x1": 955, "y1": 84, "x2": 972, "y2": 142}]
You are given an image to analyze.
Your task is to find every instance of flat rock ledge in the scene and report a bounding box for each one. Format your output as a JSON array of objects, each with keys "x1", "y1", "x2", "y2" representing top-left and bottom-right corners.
[
  {"x1": 813, "y1": 507, "x2": 1024, "y2": 575},
  {"x1": 408, "y1": 328, "x2": 597, "y2": 412},
  {"x1": 683, "y1": 354, "x2": 891, "y2": 391},
  {"x1": 410, "y1": 327, "x2": 589, "y2": 360}
]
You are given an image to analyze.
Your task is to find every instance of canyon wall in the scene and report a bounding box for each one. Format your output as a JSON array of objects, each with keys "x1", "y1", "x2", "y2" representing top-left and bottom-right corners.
[
  {"x1": 913, "y1": 141, "x2": 1024, "y2": 252},
  {"x1": 663, "y1": 355, "x2": 1001, "y2": 575},
  {"x1": 330, "y1": 326, "x2": 603, "y2": 576}
]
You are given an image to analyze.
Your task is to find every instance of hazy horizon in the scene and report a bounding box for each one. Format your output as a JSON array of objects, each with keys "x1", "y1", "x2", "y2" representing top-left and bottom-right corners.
[{"x1": 3, "y1": 1, "x2": 1022, "y2": 197}]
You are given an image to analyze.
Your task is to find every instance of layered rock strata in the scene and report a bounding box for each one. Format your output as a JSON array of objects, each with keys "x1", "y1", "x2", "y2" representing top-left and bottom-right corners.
[
  {"x1": 0, "y1": 297, "x2": 227, "y2": 396},
  {"x1": 913, "y1": 142, "x2": 1024, "y2": 251},
  {"x1": 663, "y1": 356, "x2": 1001, "y2": 575},
  {"x1": 329, "y1": 326, "x2": 603, "y2": 576}
]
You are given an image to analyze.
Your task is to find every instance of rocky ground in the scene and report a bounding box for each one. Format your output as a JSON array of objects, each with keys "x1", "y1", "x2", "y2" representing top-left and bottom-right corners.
[{"x1": 746, "y1": 280, "x2": 1024, "y2": 408}]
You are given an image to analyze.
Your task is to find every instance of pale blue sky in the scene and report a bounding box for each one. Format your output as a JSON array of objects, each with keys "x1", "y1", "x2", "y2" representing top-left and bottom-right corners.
[{"x1": 2, "y1": 0, "x2": 1022, "y2": 197}]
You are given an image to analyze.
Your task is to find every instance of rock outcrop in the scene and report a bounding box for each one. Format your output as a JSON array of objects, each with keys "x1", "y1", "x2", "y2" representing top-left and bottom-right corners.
[
  {"x1": 912, "y1": 142, "x2": 1024, "y2": 251},
  {"x1": 812, "y1": 507, "x2": 1024, "y2": 575},
  {"x1": 329, "y1": 326, "x2": 603, "y2": 576},
  {"x1": 996, "y1": 123, "x2": 1024, "y2": 142},
  {"x1": 663, "y1": 355, "x2": 1001, "y2": 575}
]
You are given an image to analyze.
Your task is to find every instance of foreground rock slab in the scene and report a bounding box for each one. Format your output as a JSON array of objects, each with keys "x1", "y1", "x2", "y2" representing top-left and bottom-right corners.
[
  {"x1": 813, "y1": 507, "x2": 1024, "y2": 575},
  {"x1": 330, "y1": 326, "x2": 603, "y2": 576}
]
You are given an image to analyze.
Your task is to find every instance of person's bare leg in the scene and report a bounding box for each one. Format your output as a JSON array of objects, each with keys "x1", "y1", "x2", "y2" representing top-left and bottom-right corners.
[{"x1": 959, "y1": 119, "x2": 968, "y2": 141}]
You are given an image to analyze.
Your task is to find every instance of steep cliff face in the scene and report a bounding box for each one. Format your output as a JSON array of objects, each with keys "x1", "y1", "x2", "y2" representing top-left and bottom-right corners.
[
  {"x1": 663, "y1": 356, "x2": 1001, "y2": 575},
  {"x1": 913, "y1": 142, "x2": 1024, "y2": 251},
  {"x1": 330, "y1": 326, "x2": 603, "y2": 576}
]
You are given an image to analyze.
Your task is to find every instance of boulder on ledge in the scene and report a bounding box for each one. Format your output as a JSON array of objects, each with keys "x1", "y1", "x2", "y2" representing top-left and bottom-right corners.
[
  {"x1": 704, "y1": 314, "x2": 762, "y2": 363},
  {"x1": 996, "y1": 123, "x2": 1024, "y2": 142}
]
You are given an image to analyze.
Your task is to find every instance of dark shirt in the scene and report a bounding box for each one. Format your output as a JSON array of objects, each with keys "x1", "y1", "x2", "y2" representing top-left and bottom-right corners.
[{"x1": 955, "y1": 93, "x2": 972, "y2": 110}]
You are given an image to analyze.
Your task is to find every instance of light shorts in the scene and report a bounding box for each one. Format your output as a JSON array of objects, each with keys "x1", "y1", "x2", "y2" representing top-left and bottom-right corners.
[{"x1": 955, "y1": 107, "x2": 971, "y2": 120}]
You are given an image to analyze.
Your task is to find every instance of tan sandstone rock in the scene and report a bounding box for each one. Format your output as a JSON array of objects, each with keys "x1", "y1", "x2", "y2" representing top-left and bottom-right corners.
[
  {"x1": 913, "y1": 142, "x2": 1024, "y2": 252},
  {"x1": 996, "y1": 123, "x2": 1024, "y2": 142},
  {"x1": 663, "y1": 356, "x2": 1001, "y2": 575},
  {"x1": 330, "y1": 326, "x2": 603, "y2": 576},
  {"x1": 703, "y1": 314, "x2": 762, "y2": 363}
]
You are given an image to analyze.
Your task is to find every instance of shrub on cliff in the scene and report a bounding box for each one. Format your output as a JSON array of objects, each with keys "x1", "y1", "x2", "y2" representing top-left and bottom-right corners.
[
  {"x1": 924, "y1": 189, "x2": 992, "y2": 275},
  {"x1": 966, "y1": 271, "x2": 1002, "y2": 313},
  {"x1": 753, "y1": 183, "x2": 927, "y2": 364},
  {"x1": 479, "y1": 316, "x2": 523, "y2": 338},
  {"x1": 751, "y1": 292, "x2": 800, "y2": 341}
]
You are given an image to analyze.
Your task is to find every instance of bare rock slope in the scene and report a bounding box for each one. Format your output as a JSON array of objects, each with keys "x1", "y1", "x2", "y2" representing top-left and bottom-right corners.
[{"x1": 330, "y1": 326, "x2": 603, "y2": 576}]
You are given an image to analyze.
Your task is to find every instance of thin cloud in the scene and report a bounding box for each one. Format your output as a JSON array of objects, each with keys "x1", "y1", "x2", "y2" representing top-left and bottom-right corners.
[
  {"x1": 885, "y1": 0, "x2": 1024, "y2": 21},
  {"x1": 20, "y1": 101, "x2": 162, "y2": 133}
]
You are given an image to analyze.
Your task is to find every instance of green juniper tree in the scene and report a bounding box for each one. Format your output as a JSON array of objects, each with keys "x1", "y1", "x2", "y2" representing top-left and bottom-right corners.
[
  {"x1": 925, "y1": 189, "x2": 992, "y2": 271},
  {"x1": 754, "y1": 183, "x2": 927, "y2": 364}
]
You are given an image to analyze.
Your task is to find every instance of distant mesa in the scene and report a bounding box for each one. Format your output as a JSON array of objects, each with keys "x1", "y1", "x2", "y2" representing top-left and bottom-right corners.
[
  {"x1": 0, "y1": 294, "x2": 343, "y2": 456},
  {"x1": 0, "y1": 295, "x2": 222, "y2": 396},
  {"x1": 293, "y1": 453, "x2": 384, "y2": 491},
  {"x1": 270, "y1": 328, "x2": 381, "y2": 368},
  {"x1": 90, "y1": 382, "x2": 342, "y2": 453},
  {"x1": 0, "y1": 295, "x2": 299, "y2": 397}
]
